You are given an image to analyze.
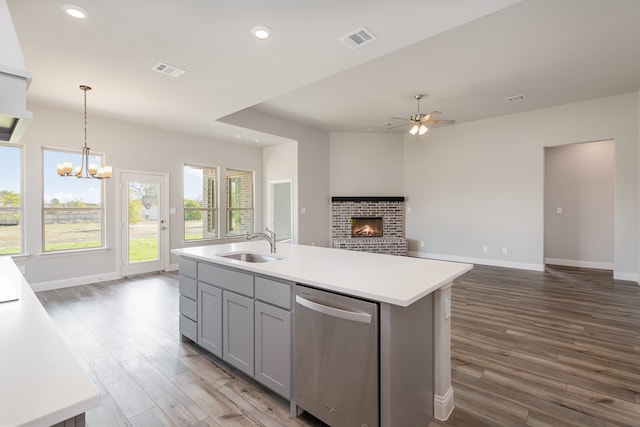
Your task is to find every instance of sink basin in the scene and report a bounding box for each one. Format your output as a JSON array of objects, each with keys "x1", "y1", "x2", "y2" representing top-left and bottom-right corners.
[{"x1": 219, "y1": 252, "x2": 282, "y2": 263}]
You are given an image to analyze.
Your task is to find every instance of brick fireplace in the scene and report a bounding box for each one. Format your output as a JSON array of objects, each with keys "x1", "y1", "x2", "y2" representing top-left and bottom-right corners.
[{"x1": 331, "y1": 196, "x2": 408, "y2": 256}]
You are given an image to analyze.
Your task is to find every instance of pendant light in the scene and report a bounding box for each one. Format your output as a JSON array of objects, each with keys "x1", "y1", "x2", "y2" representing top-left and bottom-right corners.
[{"x1": 57, "y1": 85, "x2": 112, "y2": 179}]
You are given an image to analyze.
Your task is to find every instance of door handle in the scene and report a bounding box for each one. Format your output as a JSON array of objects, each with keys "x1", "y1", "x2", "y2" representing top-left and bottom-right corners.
[
  {"x1": 160, "y1": 226, "x2": 167, "y2": 230},
  {"x1": 295, "y1": 295, "x2": 372, "y2": 324}
]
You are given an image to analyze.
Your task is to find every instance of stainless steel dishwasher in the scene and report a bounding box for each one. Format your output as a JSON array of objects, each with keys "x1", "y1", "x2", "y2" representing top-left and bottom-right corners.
[{"x1": 295, "y1": 284, "x2": 378, "y2": 427}]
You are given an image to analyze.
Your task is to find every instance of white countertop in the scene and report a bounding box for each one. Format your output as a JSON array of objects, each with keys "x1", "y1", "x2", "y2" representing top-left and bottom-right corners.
[
  {"x1": 173, "y1": 242, "x2": 472, "y2": 307},
  {"x1": 0, "y1": 257, "x2": 100, "y2": 427}
]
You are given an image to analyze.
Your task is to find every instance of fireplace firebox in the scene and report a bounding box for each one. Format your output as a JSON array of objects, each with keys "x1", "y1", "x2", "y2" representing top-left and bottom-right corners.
[{"x1": 351, "y1": 217, "x2": 383, "y2": 237}]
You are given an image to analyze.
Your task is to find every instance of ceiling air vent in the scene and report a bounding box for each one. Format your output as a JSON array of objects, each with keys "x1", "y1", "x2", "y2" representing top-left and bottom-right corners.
[
  {"x1": 339, "y1": 27, "x2": 376, "y2": 49},
  {"x1": 506, "y1": 94, "x2": 527, "y2": 102},
  {"x1": 152, "y1": 62, "x2": 186, "y2": 78}
]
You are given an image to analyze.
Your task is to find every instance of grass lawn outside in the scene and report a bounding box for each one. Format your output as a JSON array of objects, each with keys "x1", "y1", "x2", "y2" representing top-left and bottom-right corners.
[{"x1": 0, "y1": 221, "x2": 159, "y2": 261}]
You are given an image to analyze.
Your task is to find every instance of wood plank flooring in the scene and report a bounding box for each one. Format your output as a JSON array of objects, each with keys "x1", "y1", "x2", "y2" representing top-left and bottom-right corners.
[
  {"x1": 35, "y1": 265, "x2": 640, "y2": 427},
  {"x1": 430, "y1": 265, "x2": 640, "y2": 427},
  {"x1": 37, "y1": 272, "x2": 324, "y2": 427}
]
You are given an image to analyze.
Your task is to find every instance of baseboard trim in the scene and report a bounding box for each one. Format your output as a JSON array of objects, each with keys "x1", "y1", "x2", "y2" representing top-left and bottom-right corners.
[
  {"x1": 613, "y1": 271, "x2": 640, "y2": 283},
  {"x1": 434, "y1": 386, "x2": 455, "y2": 421},
  {"x1": 30, "y1": 272, "x2": 119, "y2": 292},
  {"x1": 544, "y1": 257, "x2": 614, "y2": 270},
  {"x1": 408, "y1": 251, "x2": 544, "y2": 272}
]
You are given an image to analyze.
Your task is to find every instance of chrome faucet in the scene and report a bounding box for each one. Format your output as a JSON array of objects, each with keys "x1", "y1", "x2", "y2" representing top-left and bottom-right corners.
[{"x1": 246, "y1": 227, "x2": 276, "y2": 253}]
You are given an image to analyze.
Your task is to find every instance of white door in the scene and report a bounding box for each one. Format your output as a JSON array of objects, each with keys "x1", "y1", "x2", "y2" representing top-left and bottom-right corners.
[
  {"x1": 120, "y1": 172, "x2": 168, "y2": 276},
  {"x1": 269, "y1": 180, "x2": 293, "y2": 242}
]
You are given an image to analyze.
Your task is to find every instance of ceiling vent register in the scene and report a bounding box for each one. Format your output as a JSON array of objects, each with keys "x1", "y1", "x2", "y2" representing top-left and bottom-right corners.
[
  {"x1": 506, "y1": 94, "x2": 527, "y2": 102},
  {"x1": 339, "y1": 27, "x2": 376, "y2": 49},
  {"x1": 152, "y1": 62, "x2": 186, "y2": 78}
]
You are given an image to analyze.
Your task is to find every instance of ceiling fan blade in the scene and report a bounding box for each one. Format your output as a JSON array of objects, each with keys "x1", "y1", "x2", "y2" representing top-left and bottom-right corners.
[
  {"x1": 386, "y1": 123, "x2": 411, "y2": 130},
  {"x1": 424, "y1": 119, "x2": 456, "y2": 126},
  {"x1": 390, "y1": 117, "x2": 414, "y2": 122}
]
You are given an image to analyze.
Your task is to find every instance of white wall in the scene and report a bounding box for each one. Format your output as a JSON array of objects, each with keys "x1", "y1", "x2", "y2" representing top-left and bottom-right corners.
[
  {"x1": 0, "y1": 0, "x2": 24, "y2": 70},
  {"x1": 329, "y1": 132, "x2": 404, "y2": 196},
  {"x1": 544, "y1": 140, "x2": 615, "y2": 268},
  {"x1": 404, "y1": 92, "x2": 638, "y2": 280},
  {"x1": 263, "y1": 141, "x2": 298, "y2": 242},
  {"x1": 221, "y1": 109, "x2": 330, "y2": 247},
  {"x1": 20, "y1": 103, "x2": 263, "y2": 286},
  {"x1": 637, "y1": 92, "x2": 640, "y2": 284}
]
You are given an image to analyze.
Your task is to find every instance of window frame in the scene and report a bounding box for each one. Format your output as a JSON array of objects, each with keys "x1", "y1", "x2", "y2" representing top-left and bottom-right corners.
[
  {"x1": 41, "y1": 147, "x2": 106, "y2": 253},
  {"x1": 183, "y1": 163, "x2": 219, "y2": 242},
  {"x1": 0, "y1": 142, "x2": 24, "y2": 255},
  {"x1": 225, "y1": 168, "x2": 254, "y2": 238}
]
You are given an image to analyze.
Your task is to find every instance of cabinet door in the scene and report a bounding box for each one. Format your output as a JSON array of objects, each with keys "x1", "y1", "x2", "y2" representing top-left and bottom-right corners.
[
  {"x1": 198, "y1": 282, "x2": 222, "y2": 357},
  {"x1": 254, "y1": 301, "x2": 291, "y2": 399},
  {"x1": 223, "y1": 291, "x2": 254, "y2": 376}
]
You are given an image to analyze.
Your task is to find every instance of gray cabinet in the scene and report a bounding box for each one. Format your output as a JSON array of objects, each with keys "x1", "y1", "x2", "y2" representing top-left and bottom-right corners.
[
  {"x1": 178, "y1": 257, "x2": 293, "y2": 399},
  {"x1": 178, "y1": 258, "x2": 198, "y2": 342},
  {"x1": 223, "y1": 290, "x2": 254, "y2": 376},
  {"x1": 198, "y1": 282, "x2": 222, "y2": 357},
  {"x1": 255, "y1": 300, "x2": 291, "y2": 399}
]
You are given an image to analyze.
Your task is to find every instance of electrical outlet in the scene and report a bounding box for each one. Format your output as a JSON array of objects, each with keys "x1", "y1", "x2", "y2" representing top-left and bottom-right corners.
[
  {"x1": 482, "y1": 246, "x2": 488, "y2": 253},
  {"x1": 420, "y1": 241, "x2": 425, "y2": 247},
  {"x1": 407, "y1": 206, "x2": 412, "y2": 213},
  {"x1": 502, "y1": 247, "x2": 508, "y2": 255}
]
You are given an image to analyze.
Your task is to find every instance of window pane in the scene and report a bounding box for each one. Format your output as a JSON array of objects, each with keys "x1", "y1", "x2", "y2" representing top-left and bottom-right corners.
[
  {"x1": 43, "y1": 209, "x2": 102, "y2": 251},
  {"x1": 184, "y1": 165, "x2": 217, "y2": 240},
  {"x1": 184, "y1": 209, "x2": 217, "y2": 240},
  {"x1": 128, "y1": 181, "x2": 160, "y2": 263},
  {"x1": 0, "y1": 144, "x2": 22, "y2": 254},
  {"x1": 43, "y1": 149, "x2": 103, "y2": 251},
  {"x1": 226, "y1": 169, "x2": 254, "y2": 236}
]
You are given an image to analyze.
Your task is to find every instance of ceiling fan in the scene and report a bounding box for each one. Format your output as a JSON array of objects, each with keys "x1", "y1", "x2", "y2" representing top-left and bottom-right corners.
[{"x1": 390, "y1": 94, "x2": 456, "y2": 137}]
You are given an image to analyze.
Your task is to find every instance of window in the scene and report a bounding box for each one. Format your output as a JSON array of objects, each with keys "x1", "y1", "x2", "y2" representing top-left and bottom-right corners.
[
  {"x1": 0, "y1": 143, "x2": 23, "y2": 254},
  {"x1": 42, "y1": 148, "x2": 104, "y2": 251},
  {"x1": 226, "y1": 169, "x2": 254, "y2": 237},
  {"x1": 183, "y1": 164, "x2": 218, "y2": 241}
]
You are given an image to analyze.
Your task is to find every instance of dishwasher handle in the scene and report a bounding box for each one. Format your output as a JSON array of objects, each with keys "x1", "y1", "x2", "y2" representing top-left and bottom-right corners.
[{"x1": 295, "y1": 295, "x2": 372, "y2": 324}]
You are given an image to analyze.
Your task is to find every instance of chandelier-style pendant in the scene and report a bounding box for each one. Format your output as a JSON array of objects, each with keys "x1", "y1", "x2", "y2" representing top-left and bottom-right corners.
[{"x1": 57, "y1": 85, "x2": 113, "y2": 179}]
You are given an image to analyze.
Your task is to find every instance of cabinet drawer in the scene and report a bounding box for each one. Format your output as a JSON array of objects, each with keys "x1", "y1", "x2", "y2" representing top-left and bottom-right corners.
[
  {"x1": 179, "y1": 315, "x2": 197, "y2": 342},
  {"x1": 180, "y1": 295, "x2": 197, "y2": 321},
  {"x1": 179, "y1": 276, "x2": 197, "y2": 300},
  {"x1": 255, "y1": 276, "x2": 292, "y2": 310},
  {"x1": 179, "y1": 258, "x2": 197, "y2": 279},
  {"x1": 198, "y1": 263, "x2": 254, "y2": 297}
]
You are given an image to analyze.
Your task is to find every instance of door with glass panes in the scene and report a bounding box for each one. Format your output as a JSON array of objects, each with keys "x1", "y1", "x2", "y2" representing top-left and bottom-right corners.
[{"x1": 120, "y1": 172, "x2": 168, "y2": 276}]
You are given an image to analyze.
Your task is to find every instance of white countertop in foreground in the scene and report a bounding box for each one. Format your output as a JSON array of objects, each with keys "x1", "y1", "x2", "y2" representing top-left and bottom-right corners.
[
  {"x1": 173, "y1": 242, "x2": 472, "y2": 307},
  {"x1": 0, "y1": 257, "x2": 100, "y2": 427}
]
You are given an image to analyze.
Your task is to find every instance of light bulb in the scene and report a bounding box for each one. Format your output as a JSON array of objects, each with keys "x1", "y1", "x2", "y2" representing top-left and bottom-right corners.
[
  {"x1": 62, "y1": 4, "x2": 87, "y2": 19},
  {"x1": 418, "y1": 124, "x2": 428, "y2": 135},
  {"x1": 409, "y1": 124, "x2": 419, "y2": 135},
  {"x1": 252, "y1": 26, "x2": 271, "y2": 40}
]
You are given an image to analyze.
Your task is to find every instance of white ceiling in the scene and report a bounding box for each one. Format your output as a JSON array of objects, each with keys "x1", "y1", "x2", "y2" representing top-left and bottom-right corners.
[{"x1": 7, "y1": 0, "x2": 640, "y2": 145}]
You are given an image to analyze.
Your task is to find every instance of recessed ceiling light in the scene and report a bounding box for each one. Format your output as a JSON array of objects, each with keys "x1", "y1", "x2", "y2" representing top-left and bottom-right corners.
[
  {"x1": 62, "y1": 4, "x2": 87, "y2": 19},
  {"x1": 255, "y1": 139, "x2": 261, "y2": 143},
  {"x1": 252, "y1": 26, "x2": 271, "y2": 40},
  {"x1": 234, "y1": 134, "x2": 243, "y2": 139}
]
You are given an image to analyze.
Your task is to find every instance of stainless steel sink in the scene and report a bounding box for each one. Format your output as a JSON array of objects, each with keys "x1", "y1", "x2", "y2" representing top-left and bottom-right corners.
[{"x1": 219, "y1": 252, "x2": 282, "y2": 263}]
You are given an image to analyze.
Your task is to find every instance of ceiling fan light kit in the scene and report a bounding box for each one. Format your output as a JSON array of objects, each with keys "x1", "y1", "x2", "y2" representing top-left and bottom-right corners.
[{"x1": 391, "y1": 94, "x2": 455, "y2": 139}]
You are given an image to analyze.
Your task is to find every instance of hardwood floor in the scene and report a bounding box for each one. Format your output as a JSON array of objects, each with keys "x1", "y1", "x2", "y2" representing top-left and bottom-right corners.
[
  {"x1": 430, "y1": 264, "x2": 640, "y2": 427},
  {"x1": 36, "y1": 265, "x2": 640, "y2": 427},
  {"x1": 37, "y1": 272, "x2": 324, "y2": 427}
]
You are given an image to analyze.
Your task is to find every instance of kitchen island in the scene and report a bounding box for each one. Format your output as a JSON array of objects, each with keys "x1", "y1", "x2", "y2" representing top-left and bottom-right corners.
[
  {"x1": 0, "y1": 257, "x2": 100, "y2": 427},
  {"x1": 173, "y1": 242, "x2": 472, "y2": 425}
]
